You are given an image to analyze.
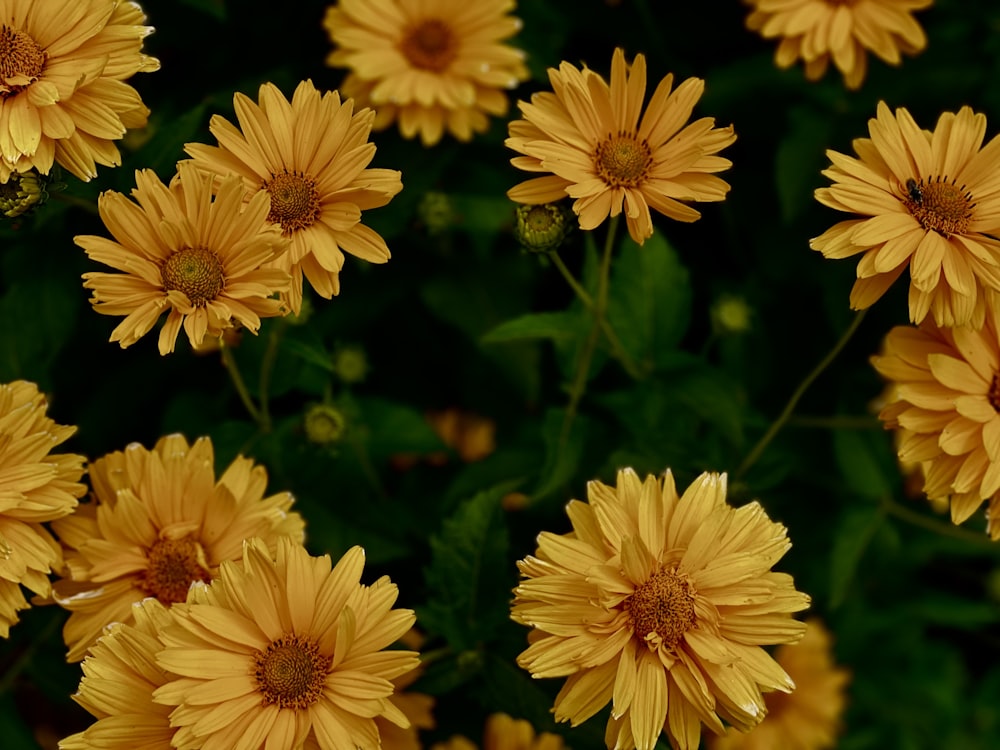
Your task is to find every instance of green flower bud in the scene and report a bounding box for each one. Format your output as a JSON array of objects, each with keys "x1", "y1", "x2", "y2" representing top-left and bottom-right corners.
[
  {"x1": 304, "y1": 403, "x2": 346, "y2": 445},
  {"x1": 418, "y1": 191, "x2": 454, "y2": 235},
  {"x1": 515, "y1": 202, "x2": 573, "y2": 253},
  {"x1": 0, "y1": 170, "x2": 48, "y2": 218},
  {"x1": 711, "y1": 295, "x2": 753, "y2": 335},
  {"x1": 331, "y1": 345, "x2": 368, "y2": 384}
]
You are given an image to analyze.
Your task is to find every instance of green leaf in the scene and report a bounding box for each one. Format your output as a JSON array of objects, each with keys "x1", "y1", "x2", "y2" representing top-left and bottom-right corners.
[
  {"x1": 178, "y1": 0, "x2": 226, "y2": 20},
  {"x1": 833, "y1": 428, "x2": 898, "y2": 500},
  {"x1": 481, "y1": 310, "x2": 586, "y2": 344},
  {"x1": 606, "y1": 230, "x2": 692, "y2": 370},
  {"x1": 775, "y1": 105, "x2": 833, "y2": 222},
  {"x1": 283, "y1": 338, "x2": 335, "y2": 373},
  {"x1": 829, "y1": 504, "x2": 886, "y2": 609},
  {"x1": 420, "y1": 484, "x2": 515, "y2": 650},
  {"x1": 0, "y1": 276, "x2": 79, "y2": 385},
  {"x1": 353, "y1": 397, "x2": 445, "y2": 457},
  {"x1": 530, "y1": 408, "x2": 588, "y2": 503}
]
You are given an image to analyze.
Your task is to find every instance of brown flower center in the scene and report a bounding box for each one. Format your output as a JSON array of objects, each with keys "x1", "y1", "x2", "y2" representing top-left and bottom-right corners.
[
  {"x1": 903, "y1": 176, "x2": 975, "y2": 237},
  {"x1": 161, "y1": 248, "x2": 225, "y2": 306},
  {"x1": 399, "y1": 19, "x2": 458, "y2": 72},
  {"x1": 623, "y1": 567, "x2": 696, "y2": 650},
  {"x1": 0, "y1": 25, "x2": 46, "y2": 98},
  {"x1": 263, "y1": 171, "x2": 321, "y2": 234},
  {"x1": 989, "y1": 374, "x2": 1000, "y2": 412},
  {"x1": 140, "y1": 537, "x2": 211, "y2": 604},
  {"x1": 596, "y1": 134, "x2": 653, "y2": 188},
  {"x1": 253, "y1": 634, "x2": 332, "y2": 709}
]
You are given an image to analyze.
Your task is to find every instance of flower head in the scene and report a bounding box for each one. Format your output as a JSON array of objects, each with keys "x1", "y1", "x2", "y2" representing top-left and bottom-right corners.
[
  {"x1": 0, "y1": 380, "x2": 85, "y2": 637},
  {"x1": 431, "y1": 713, "x2": 566, "y2": 750},
  {"x1": 506, "y1": 48, "x2": 736, "y2": 246},
  {"x1": 744, "y1": 0, "x2": 931, "y2": 90},
  {"x1": 59, "y1": 599, "x2": 176, "y2": 750},
  {"x1": 708, "y1": 618, "x2": 850, "y2": 750},
  {"x1": 323, "y1": 0, "x2": 529, "y2": 147},
  {"x1": 811, "y1": 103, "x2": 1000, "y2": 328},
  {"x1": 0, "y1": 0, "x2": 159, "y2": 182},
  {"x1": 51, "y1": 434, "x2": 304, "y2": 661},
  {"x1": 152, "y1": 537, "x2": 420, "y2": 749},
  {"x1": 871, "y1": 310, "x2": 1000, "y2": 538},
  {"x1": 511, "y1": 468, "x2": 810, "y2": 750},
  {"x1": 184, "y1": 80, "x2": 403, "y2": 314},
  {"x1": 76, "y1": 161, "x2": 291, "y2": 355}
]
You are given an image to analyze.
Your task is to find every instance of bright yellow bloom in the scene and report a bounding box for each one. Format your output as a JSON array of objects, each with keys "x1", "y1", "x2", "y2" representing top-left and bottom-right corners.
[
  {"x1": 153, "y1": 537, "x2": 420, "y2": 750},
  {"x1": 184, "y1": 80, "x2": 403, "y2": 315},
  {"x1": 76, "y1": 161, "x2": 291, "y2": 355},
  {"x1": 811, "y1": 103, "x2": 1000, "y2": 328},
  {"x1": 0, "y1": 381, "x2": 85, "y2": 637},
  {"x1": 51, "y1": 434, "x2": 304, "y2": 661},
  {"x1": 377, "y1": 664, "x2": 435, "y2": 750},
  {"x1": 708, "y1": 619, "x2": 850, "y2": 750},
  {"x1": 59, "y1": 599, "x2": 176, "y2": 750},
  {"x1": 744, "y1": 0, "x2": 931, "y2": 90},
  {"x1": 323, "y1": 0, "x2": 529, "y2": 147},
  {"x1": 0, "y1": 0, "x2": 159, "y2": 182},
  {"x1": 506, "y1": 48, "x2": 736, "y2": 246},
  {"x1": 871, "y1": 310, "x2": 1000, "y2": 538},
  {"x1": 430, "y1": 713, "x2": 566, "y2": 750},
  {"x1": 511, "y1": 468, "x2": 810, "y2": 750}
]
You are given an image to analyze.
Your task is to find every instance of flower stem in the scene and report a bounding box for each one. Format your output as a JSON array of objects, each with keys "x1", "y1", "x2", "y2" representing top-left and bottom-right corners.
[
  {"x1": 257, "y1": 319, "x2": 287, "y2": 434},
  {"x1": 882, "y1": 495, "x2": 1000, "y2": 551},
  {"x1": 560, "y1": 216, "x2": 619, "y2": 444},
  {"x1": 735, "y1": 309, "x2": 867, "y2": 480},
  {"x1": 50, "y1": 191, "x2": 100, "y2": 215},
  {"x1": 549, "y1": 249, "x2": 646, "y2": 379},
  {"x1": 220, "y1": 340, "x2": 263, "y2": 428}
]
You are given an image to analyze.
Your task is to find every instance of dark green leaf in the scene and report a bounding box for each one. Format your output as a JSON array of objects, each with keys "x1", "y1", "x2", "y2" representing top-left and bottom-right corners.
[
  {"x1": 830, "y1": 504, "x2": 885, "y2": 609},
  {"x1": 481, "y1": 311, "x2": 586, "y2": 344}
]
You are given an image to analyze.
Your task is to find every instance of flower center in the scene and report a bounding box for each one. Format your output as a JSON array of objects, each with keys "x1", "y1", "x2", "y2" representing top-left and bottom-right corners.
[
  {"x1": 141, "y1": 537, "x2": 211, "y2": 604},
  {"x1": 623, "y1": 567, "x2": 696, "y2": 650},
  {"x1": 903, "y1": 176, "x2": 975, "y2": 236},
  {"x1": 253, "y1": 634, "x2": 332, "y2": 709},
  {"x1": 399, "y1": 19, "x2": 458, "y2": 72},
  {"x1": 263, "y1": 171, "x2": 321, "y2": 234},
  {"x1": 0, "y1": 25, "x2": 46, "y2": 98},
  {"x1": 161, "y1": 248, "x2": 225, "y2": 306},
  {"x1": 595, "y1": 134, "x2": 653, "y2": 188},
  {"x1": 990, "y1": 374, "x2": 1000, "y2": 412}
]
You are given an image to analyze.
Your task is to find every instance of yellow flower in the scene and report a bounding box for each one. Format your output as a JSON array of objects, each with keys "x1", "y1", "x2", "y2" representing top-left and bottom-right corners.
[
  {"x1": 511, "y1": 468, "x2": 810, "y2": 750},
  {"x1": 0, "y1": 0, "x2": 159, "y2": 182},
  {"x1": 377, "y1": 664, "x2": 435, "y2": 750},
  {"x1": 76, "y1": 161, "x2": 291, "y2": 355},
  {"x1": 708, "y1": 619, "x2": 850, "y2": 750},
  {"x1": 506, "y1": 48, "x2": 736, "y2": 246},
  {"x1": 431, "y1": 713, "x2": 566, "y2": 750},
  {"x1": 871, "y1": 311, "x2": 1000, "y2": 538},
  {"x1": 51, "y1": 434, "x2": 304, "y2": 661},
  {"x1": 153, "y1": 537, "x2": 420, "y2": 749},
  {"x1": 743, "y1": 0, "x2": 931, "y2": 90},
  {"x1": 323, "y1": 0, "x2": 529, "y2": 147},
  {"x1": 184, "y1": 80, "x2": 403, "y2": 315},
  {"x1": 0, "y1": 381, "x2": 85, "y2": 637},
  {"x1": 59, "y1": 599, "x2": 176, "y2": 750},
  {"x1": 811, "y1": 103, "x2": 1000, "y2": 328}
]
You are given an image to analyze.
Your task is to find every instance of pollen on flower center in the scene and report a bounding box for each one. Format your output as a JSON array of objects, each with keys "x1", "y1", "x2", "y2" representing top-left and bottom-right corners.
[
  {"x1": 904, "y1": 176, "x2": 975, "y2": 236},
  {"x1": 399, "y1": 19, "x2": 458, "y2": 72},
  {"x1": 0, "y1": 25, "x2": 46, "y2": 97},
  {"x1": 595, "y1": 134, "x2": 653, "y2": 188},
  {"x1": 160, "y1": 247, "x2": 225, "y2": 306},
  {"x1": 253, "y1": 634, "x2": 332, "y2": 709},
  {"x1": 623, "y1": 567, "x2": 696, "y2": 650},
  {"x1": 140, "y1": 537, "x2": 211, "y2": 604},
  {"x1": 263, "y1": 170, "x2": 321, "y2": 234}
]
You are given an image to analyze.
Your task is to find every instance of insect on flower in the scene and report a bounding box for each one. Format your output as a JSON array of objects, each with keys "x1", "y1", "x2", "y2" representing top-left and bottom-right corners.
[{"x1": 905, "y1": 178, "x2": 924, "y2": 205}]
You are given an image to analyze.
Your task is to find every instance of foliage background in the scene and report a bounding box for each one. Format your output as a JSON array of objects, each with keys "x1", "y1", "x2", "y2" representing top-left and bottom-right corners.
[{"x1": 3, "y1": 0, "x2": 1000, "y2": 748}]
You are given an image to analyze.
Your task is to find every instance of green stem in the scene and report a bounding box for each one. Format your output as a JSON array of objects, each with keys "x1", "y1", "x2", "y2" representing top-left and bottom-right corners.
[
  {"x1": 257, "y1": 319, "x2": 287, "y2": 434},
  {"x1": 220, "y1": 340, "x2": 262, "y2": 427},
  {"x1": 560, "y1": 216, "x2": 619, "y2": 444},
  {"x1": 882, "y1": 495, "x2": 1000, "y2": 551},
  {"x1": 735, "y1": 309, "x2": 867, "y2": 480},
  {"x1": 550, "y1": 250, "x2": 645, "y2": 380},
  {"x1": 50, "y1": 191, "x2": 100, "y2": 215},
  {"x1": 788, "y1": 415, "x2": 883, "y2": 430}
]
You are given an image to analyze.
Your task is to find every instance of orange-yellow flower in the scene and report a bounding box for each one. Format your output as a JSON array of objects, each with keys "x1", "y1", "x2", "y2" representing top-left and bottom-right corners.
[
  {"x1": 430, "y1": 713, "x2": 566, "y2": 750},
  {"x1": 812, "y1": 103, "x2": 1000, "y2": 328},
  {"x1": 506, "y1": 48, "x2": 735, "y2": 246}
]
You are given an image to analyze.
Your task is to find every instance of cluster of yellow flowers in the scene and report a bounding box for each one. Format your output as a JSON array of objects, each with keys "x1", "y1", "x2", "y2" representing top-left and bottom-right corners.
[{"x1": 12, "y1": 0, "x2": 981, "y2": 748}]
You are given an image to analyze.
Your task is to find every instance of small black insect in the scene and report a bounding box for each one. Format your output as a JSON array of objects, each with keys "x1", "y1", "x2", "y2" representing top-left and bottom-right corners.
[{"x1": 906, "y1": 178, "x2": 923, "y2": 204}]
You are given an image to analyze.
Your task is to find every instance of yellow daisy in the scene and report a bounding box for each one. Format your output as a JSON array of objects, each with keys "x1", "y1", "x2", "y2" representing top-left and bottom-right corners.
[
  {"x1": 376, "y1": 664, "x2": 435, "y2": 750},
  {"x1": 743, "y1": 0, "x2": 931, "y2": 90},
  {"x1": 50, "y1": 434, "x2": 305, "y2": 661},
  {"x1": 511, "y1": 468, "x2": 810, "y2": 750},
  {"x1": 76, "y1": 160, "x2": 292, "y2": 355},
  {"x1": 0, "y1": 0, "x2": 159, "y2": 182},
  {"x1": 323, "y1": 0, "x2": 529, "y2": 147},
  {"x1": 708, "y1": 619, "x2": 850, "y2": 750},
  {"x1": 871, "y1": 309, "x2": 1000, "y2": 538},
  {"x1": 153, "y1": 537, "x2": 420, "y2": 749},
  {"x1": 0, "y1": 380, "x2": 85, "y2": 637},
  {"x1": 811, "y1": 102, "x2": 1000, "y2": 328},
  {"x1": 184, "y1": 80, "x2": 403, "y2": 315},
  {"x1": 430, "y1": 713, "x2": 567, "y2": 750},
  {"x1": 59, "y1": 599, "x2": 176, "y2": 750},
  {"x1": 506, "y1": 48, "x2": 736, "y2": 246}
]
